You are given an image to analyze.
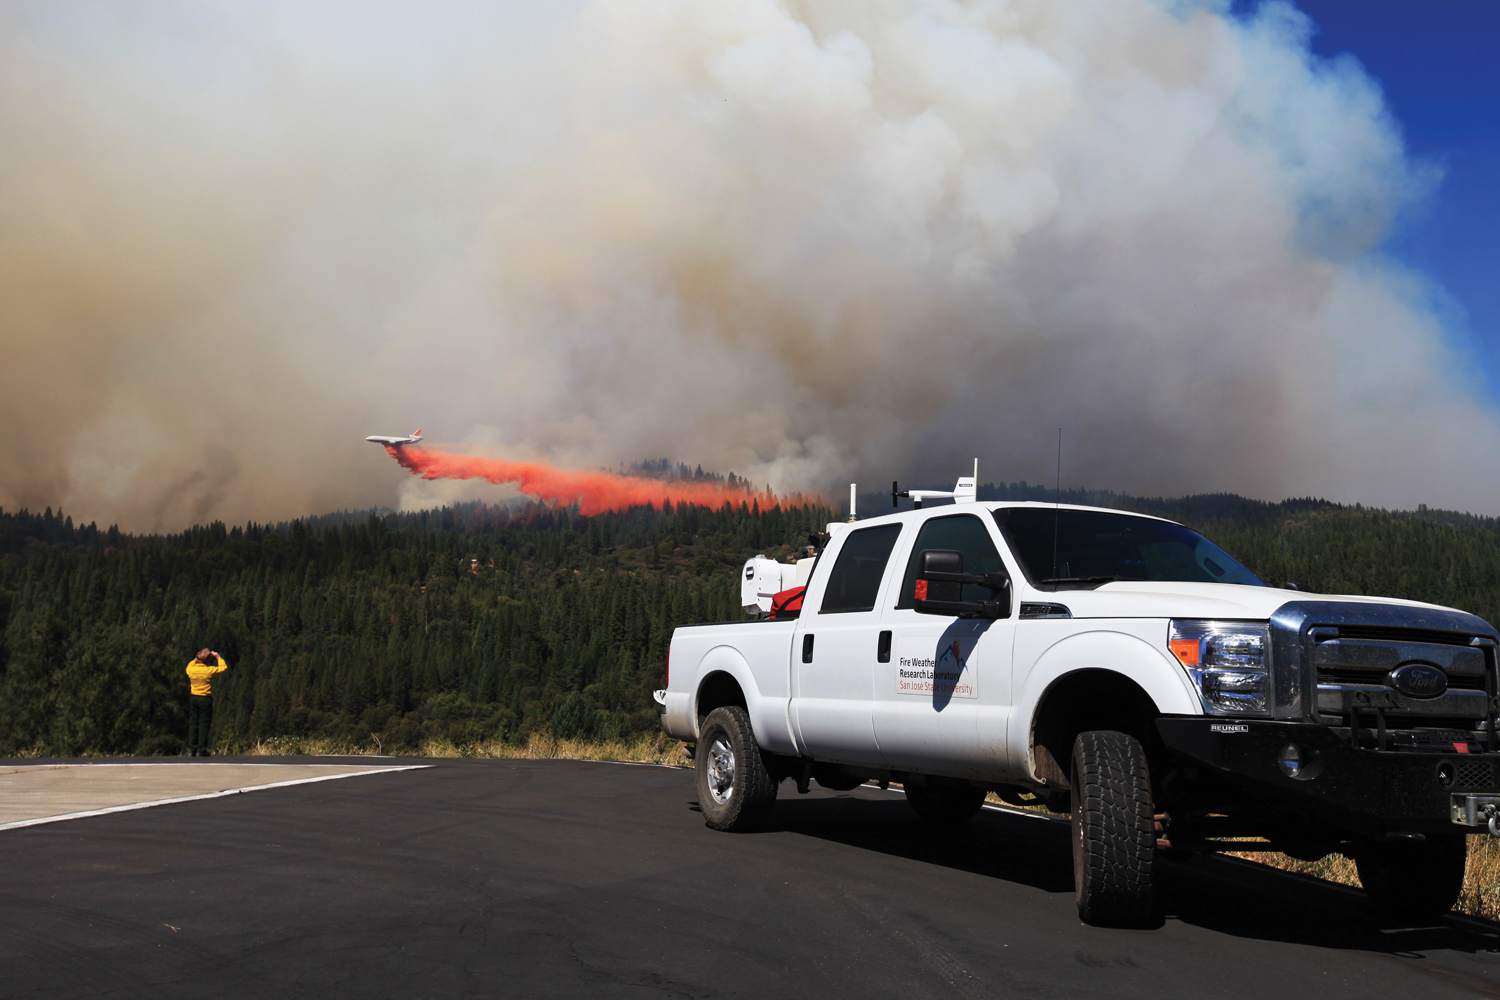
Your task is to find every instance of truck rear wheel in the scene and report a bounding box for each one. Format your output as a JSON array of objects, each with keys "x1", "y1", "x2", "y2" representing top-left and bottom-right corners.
[
  {"x1": 695, "y1": 706, "x2": 778, "y2": 832},
  {"x1": 904, "y1": 782, "x2": 986, "y2": 825},
  {"x1": 1355, "y1": 835, "x2": 1467, "y2": 924},
  {"x1": 1070, "y1": 730, "x2": 1155, "y2": 927}
]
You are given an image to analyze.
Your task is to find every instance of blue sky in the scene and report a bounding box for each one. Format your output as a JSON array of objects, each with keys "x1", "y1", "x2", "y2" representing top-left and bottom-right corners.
[{"x1": 1277, "y1": 0, "x2": 1499, "y2": 385}]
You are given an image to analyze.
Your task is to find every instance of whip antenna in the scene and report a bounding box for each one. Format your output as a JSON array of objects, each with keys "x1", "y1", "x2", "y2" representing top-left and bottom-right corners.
[{"x1": 1051, "y1": 428, "x2": 1062, "y2": 579}]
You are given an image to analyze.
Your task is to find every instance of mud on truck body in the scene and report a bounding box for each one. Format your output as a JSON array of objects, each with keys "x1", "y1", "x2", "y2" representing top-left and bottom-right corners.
[{"x1": 656, "y1": 477, "x2": 1500, "y2": 927}]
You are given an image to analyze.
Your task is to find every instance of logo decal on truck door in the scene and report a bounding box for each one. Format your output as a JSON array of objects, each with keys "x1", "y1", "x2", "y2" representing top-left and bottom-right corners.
[{"x1": 895, "y1": 636, "x2": 977, "y2": 699}]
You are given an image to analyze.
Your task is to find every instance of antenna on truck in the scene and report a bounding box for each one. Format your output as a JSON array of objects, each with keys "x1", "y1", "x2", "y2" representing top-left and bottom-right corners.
[
  {"x1": 849, "y1": 483, "x2": 857, "y2": 522},
  {"x1": 1051, "y1": 428, "x2": 1062, "y2": 579}
]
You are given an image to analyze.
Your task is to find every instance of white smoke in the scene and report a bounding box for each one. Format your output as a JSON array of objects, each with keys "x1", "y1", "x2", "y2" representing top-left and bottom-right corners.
[{"x1": 0, "y1": 0, "x2": 1492, "y2": 530}]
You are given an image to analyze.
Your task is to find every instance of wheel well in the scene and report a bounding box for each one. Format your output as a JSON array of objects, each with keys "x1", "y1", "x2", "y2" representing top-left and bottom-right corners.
[
  {"x1": 696, "y1": 671, "x2": 747, "y2": 723},
  {"x1": 1030, "y1": 670, "x2": 1160, "y2": 791}
]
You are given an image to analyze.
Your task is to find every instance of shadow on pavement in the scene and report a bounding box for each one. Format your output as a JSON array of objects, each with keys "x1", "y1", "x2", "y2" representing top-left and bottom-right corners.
[
  {"x1": 766, "y1": 794, "x2": 1074, "y2": 893},
  {"x1": 743, "y1": 792, "x2": 1500, "y2": 960}
]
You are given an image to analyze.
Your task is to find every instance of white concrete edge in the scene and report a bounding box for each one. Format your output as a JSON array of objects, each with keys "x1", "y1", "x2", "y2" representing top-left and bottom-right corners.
[
  {"x1": 447, "y1": 756, "x2": 685, "y2": 770},
  {"x1": 981, "y1": 801, "x2": 1066, "y2": 822},
  {"x1": 5, "y1": 761, "x2": 400, "y2": 768},
  {"x1": 576, "y1": 758, "x2": 686, "y2": 769},
  {"x1": 0, "y1": 765, "x2": 432, "y2": 832},
  {"x1": 872, "y1": 782, "x2": 1063, "y2": 822}
]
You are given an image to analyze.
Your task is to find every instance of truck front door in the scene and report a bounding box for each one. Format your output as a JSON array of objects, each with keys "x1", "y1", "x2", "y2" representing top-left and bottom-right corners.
[
  {"x1": 790, "y1": 523, "x2": 904, "y2": 767},
  {"x1": 874, "y1": 512, "x2": 1016, "y2": 778}
]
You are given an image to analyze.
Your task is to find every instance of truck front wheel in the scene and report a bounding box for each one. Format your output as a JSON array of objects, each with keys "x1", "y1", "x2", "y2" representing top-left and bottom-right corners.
[
  {"x1": 1354, "y1": 834, "x2": 1467, "y2": 924},
  {"x1": 1070, "y1": 730, "x2": 1155, "y2": 927},
  {"x1": 695, "y1": 706, "x2": 778, "y2": 832}
]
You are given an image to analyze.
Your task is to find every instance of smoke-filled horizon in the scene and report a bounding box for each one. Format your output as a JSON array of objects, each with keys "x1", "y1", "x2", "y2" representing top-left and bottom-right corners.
[{"x1": 3, "y1": 0, "x2": 1496, "y2": 532}]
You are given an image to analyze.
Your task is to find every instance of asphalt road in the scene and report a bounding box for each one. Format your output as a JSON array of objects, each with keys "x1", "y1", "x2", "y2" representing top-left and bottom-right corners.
[{"x1": 4, "y1": 757, "x2": 1500, "y2": 999}]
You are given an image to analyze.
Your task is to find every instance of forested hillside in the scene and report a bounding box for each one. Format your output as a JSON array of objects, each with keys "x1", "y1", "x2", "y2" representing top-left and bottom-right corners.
[
  {"x1": 0, "y1": 500, "x2": 834, "y2": 756},
  {"x1": 4, "y1": 485, "x2": 1500, "y2": 757}
]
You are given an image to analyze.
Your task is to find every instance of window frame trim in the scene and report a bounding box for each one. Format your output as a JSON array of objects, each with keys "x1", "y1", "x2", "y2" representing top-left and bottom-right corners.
[
  {"x1": 990, "y1": 505, "x2": 1264, "y2": 590},
  {"x1": 891, "y1": 510, "x2": 1012, "y2": 612},
  {"x1": 813, "y1": 522, "x2": 906, "y2": 616}
]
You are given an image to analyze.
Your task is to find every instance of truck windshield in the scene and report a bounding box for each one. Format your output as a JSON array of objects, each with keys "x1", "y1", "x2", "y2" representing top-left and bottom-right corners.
[{"x1": 993, "y1": 508, "x2": 1264, "y2": 587}]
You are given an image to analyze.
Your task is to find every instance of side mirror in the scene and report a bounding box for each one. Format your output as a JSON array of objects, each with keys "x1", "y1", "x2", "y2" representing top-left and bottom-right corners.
[{"x1": 914, "y1": 549, "x2": 1011, "y2": 619}]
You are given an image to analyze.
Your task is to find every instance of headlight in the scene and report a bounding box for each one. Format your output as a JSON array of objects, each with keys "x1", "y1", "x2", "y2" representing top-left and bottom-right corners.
[{"x1": 1168, "y1": 620, "x2": 1271, "y2": 715}]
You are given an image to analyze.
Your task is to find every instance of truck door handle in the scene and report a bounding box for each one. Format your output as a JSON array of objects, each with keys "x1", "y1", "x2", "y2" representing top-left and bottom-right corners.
[
  {"x1": 802, "y1": 634, "x2": 815, "y2": 663},
  {"x1": 877, "y1": 630, "x2": 892, "y2": 663}
]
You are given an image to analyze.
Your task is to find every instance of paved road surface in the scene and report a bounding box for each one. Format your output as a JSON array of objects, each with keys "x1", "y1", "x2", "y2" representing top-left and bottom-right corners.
[{"x1": 3, "y1": 756, "x2": 1500, "y2": 999}]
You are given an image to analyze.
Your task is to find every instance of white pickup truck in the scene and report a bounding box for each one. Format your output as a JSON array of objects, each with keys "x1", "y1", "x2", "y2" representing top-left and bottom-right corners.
[{"x1": 658, "y1": 479, "x2": 1500, "y2": 926}]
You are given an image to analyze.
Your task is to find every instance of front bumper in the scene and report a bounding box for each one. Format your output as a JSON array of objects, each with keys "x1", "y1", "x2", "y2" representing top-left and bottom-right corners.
[{"x1": 1156, "y1": 717, "x2": 1500, "y2": 837}]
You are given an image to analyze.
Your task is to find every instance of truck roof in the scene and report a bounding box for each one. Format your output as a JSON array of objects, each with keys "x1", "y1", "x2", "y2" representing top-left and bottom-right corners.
[{"x1": 842, "y1": 501, "x2": 1181, "y2": 529}]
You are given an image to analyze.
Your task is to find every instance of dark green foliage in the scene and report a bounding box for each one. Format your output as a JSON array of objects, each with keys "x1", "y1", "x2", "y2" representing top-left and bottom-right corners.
[
  {"x1": 0, "y1": 499, "x2": 833, "y2": 755},
  {"x1": 6, "y1": 484, "x2": 1500, "y2": 757}
]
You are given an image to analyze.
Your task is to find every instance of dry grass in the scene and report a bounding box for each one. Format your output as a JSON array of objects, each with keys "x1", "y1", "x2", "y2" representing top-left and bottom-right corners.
[
  {"x1": 979, "y1": 790, "x2": 1500, "y2": 922},
  {"x1": 1223, "y1": 837, "x2": 1500, "y2": 922},
  {"x1": 238, "y1": 731, "x2": 693, "y2": 768},
  {"x1": 983, "y1": 790, "x2": 1067, "y2": 816},
  {"x1": 1226, "y1": 847, "x2": 1363, "y2": 888},
  {"x1": 1458, "y1": 836, "x2": 1500, "y2": 919}
]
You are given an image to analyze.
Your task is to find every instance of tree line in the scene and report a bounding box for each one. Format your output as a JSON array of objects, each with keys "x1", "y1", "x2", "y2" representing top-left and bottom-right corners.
[
  {"x1": 4, "y1": 486, "x2": 1500, "y2": 756},
  {"x1": 0, "y1": 499, "x2": 833, "y2": 755}
]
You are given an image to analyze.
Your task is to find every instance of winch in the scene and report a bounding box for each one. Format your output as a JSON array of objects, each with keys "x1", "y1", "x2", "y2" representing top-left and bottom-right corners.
[{"x1": 1452, "y1": 794, "x2": 1500, "y2": 837}]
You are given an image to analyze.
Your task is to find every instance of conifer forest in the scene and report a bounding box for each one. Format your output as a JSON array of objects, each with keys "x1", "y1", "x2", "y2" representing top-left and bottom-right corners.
[{"x1": 5, "y1": 483, "x2": 1500, "y2": 757}]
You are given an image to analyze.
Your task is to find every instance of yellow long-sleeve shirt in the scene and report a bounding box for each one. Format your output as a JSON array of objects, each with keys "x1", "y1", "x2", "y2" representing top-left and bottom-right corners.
[{"x1": 186, "y1": 657, "x2": 229, "y2": 696}]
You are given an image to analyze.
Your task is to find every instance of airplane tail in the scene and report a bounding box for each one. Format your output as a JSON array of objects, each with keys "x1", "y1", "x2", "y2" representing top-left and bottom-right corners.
[{"x1": 412, "y1": 429, "x2": 422, "y2": 438}]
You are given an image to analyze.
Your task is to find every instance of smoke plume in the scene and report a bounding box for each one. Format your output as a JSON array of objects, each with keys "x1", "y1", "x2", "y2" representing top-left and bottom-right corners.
[
  {"x1": 384, "y1": 447, "x2": 780, "y2": 516},
  {"x1": 2, "y1": 1, "x2": 1496, "y2": 530}
]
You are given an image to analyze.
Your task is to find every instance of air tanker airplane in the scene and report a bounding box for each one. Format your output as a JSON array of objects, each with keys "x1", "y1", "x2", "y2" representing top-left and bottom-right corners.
[{"x1": 365, "y1": 429, "x2": 422, "y2": 447}]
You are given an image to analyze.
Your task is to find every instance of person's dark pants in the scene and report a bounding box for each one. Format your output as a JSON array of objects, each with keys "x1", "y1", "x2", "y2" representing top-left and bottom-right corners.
[{"x1": 188, "y1": 695, "x2": 213, "y2": 755}]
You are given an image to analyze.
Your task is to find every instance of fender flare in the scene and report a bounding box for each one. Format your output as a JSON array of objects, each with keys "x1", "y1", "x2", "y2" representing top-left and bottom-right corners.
[
  {"x1": 690, "y1": 644, "x2": 788, "y2": 749},
  {"x1": 1013, "y1": 629, "x2": 1203, "y2": 778}
]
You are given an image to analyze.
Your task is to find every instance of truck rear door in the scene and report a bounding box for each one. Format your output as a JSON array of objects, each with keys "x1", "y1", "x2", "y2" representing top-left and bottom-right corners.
[{"x1": 790, "y1": 523, "x2": 904, "y2": 766}]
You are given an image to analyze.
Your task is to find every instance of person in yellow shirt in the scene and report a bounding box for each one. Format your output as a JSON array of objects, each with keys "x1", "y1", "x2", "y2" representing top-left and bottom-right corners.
[{"x1": 185, "y1": 648, "x2": 229, "y2": 757}]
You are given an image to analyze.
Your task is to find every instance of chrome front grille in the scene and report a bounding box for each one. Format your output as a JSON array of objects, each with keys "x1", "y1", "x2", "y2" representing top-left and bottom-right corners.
[
  {"x1": 1269, "y1": 600, "x2": 1500, "y2": 726},
  {"x1": 1334, "y1": 624, "x2": 1479, "y2": 647},
  {"x1": 1311, "y1": 634, "x2": 1492, "y2": 722},
  {"x1": 1317, "y1": 665, "x2": 1487, "y2": 691}
]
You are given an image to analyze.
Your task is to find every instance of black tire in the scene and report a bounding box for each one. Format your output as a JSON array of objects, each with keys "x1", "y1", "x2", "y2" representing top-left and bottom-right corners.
[
  {"x1": 1355, "y1": 835, "x2": 1467, "y2": 924},
  {"x1": 1071, "y1": 730, "x2": 1155, "y2": 927},
  {"x1": 695, "y1": 706, "x2": 778, "y2": 832},
  {"x1": 904, "y1": 782, "x2": 986, "y2": 825}
]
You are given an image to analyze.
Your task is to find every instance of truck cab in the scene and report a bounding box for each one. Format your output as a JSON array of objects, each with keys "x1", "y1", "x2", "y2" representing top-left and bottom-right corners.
[{"x1": 659, "y1": 485, "x2": 1500, "y2": 927}]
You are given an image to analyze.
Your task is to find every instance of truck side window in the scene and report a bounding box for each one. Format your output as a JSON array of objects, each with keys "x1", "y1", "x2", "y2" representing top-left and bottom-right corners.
[
  {"x1": 895, "y1": 514, "x2": 1005, "y2": 608},
  {"x1": 819, "y1": 524, "x2": 903, "y2": 614}
]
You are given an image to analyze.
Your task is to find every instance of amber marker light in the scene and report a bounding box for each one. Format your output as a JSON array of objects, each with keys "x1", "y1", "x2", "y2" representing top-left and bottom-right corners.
[{"x1": 1169, "y1": 639, "x2": 1200, "y2": 666}]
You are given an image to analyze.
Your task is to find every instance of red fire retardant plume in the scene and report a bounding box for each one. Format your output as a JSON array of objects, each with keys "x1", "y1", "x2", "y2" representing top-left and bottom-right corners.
[{"x1": 384, "y1": 447, "x2": 777, "y2": 515}]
